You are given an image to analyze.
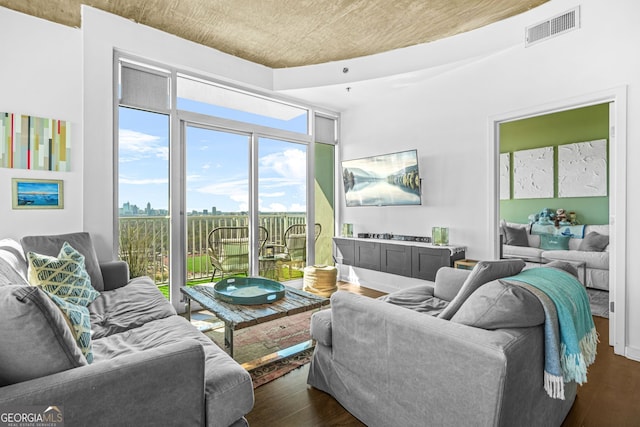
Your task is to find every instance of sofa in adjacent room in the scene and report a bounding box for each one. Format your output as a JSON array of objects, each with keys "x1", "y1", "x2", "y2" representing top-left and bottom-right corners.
[
  {"x1": 0, "y1": 232, "x2": 254, "y2": 427},
  {"x1": 308, "y1": 259, "x2": 582, "y2": 427},
  {"x1": 501, "y1": 221, "x2": 609, "y2": 290}
]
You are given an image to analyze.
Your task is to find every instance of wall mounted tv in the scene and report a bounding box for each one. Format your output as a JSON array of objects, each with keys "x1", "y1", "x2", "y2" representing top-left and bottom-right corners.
[{"x1": 341, "y1": 149, "x2": 422, "y2": 207}]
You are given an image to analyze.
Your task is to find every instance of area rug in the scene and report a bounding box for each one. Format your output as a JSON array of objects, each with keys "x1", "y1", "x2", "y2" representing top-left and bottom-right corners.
[
  {"x1": 248, "y1": 347, "x2": 314, "y2": 388},
  {"x1": 586, "y1": 288, "x2": 609, "y2": 318},
  {"x1": 197, "y1": 309, "x2": 315, "y2": 387}
]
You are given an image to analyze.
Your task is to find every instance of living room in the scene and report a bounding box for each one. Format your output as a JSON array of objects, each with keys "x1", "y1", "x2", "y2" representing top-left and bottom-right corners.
[{"x1": 0, "y1": 0, "x2": 639, "y2": 425}]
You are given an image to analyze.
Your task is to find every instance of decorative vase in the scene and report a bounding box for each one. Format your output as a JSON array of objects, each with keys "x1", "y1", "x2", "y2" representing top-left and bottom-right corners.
[{"x1": 432, "y1": 227, "x2": 449, "y2": 246}]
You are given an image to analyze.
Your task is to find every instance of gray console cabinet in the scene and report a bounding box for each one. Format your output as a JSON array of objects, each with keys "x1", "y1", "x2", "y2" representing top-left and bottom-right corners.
[
  {"x1": 412, "y1": 246, "x2": 464, "y2": 281},
  {"x1": 354, "y1": 240, "x2": 381, "y2": 270},
  {"x1": 333, "y1": 237, "x2": 465, "y2": 282},
  {"x1": 334, "y1": 238, "x2": 355, "y2": 266},
  {"x1": 381, "y1": 243, "x2": 412, "y2": 277}
]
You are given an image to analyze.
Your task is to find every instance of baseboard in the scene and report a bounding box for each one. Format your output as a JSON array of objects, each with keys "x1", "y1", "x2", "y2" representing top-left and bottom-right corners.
[{"x1": 625, "y1": 345, "x2": 640, "y2": 362}]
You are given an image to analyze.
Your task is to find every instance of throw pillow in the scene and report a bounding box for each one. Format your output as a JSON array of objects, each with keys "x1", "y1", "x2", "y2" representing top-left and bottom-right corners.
[
  {"x1": 578, "y1": 232, "x2": 609, "y2": 252},
  {"x1": 379, "y1": 285, "x2": 449, "y2": 316},
  {"x1": 539, "y1": 234, "x2": 570, "y2": 250},
  {"x1": 545, "y1": 260, "x2": 579, "y2": 279},
  {"x1": 46, "y1": 292, "x2": 94, "y2": 363},
  {"x1": 437, "y1": 259, "x2": 526, "y2": 320},
  {"x1": 504, "y1": 225, "x2": 529, "y2": 247},
  {"x1": 27, "y1": 242, "x2": 100, "y2": 307},
  {"x1": 450, "y1": 279, "x2": 544, "y2": 329},
  {"x1": 0, "y1": 286, "x2": 87, "y2": 386},
  {"x1": 21, "y1": 232, "x2": 105, "y2": 291}
]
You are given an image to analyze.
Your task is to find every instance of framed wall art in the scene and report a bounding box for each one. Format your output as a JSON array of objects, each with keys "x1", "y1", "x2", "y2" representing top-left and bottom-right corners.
[
  {"x1": 1, "y1": 112, "x2": 71, "y2": 171},
  {"x1": 513, "y1": 147, "x2": 554, "y2": 199},
  {"x1": 558, "y1": 139, "x2": 607, "y2": 197},
  {"x1": 12, "y1": 178, "x2": 64, "y2": 209}
]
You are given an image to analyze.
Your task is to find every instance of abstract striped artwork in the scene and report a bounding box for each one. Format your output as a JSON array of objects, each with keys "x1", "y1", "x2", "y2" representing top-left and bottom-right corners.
[{"x1": 0, "y1": 112, "x2": 71, "y2": 171}]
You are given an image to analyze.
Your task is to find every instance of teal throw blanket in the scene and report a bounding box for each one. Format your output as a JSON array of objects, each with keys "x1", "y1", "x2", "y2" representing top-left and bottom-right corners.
[{"x1": 506, "y1": 267, "x2": 597, "y2": 400}]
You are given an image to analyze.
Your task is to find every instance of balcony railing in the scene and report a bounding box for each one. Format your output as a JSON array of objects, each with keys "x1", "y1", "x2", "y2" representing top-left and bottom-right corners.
[{"x1": 118, "y1": 213, "x2": 306, "y2": 286}]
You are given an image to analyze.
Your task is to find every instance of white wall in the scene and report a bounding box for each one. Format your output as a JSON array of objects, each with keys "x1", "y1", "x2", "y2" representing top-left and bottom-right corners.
[
  {"x1": 278, "y1": 0, "x2": 640, "y2": 358},
  {"x1": 0, "y1": 8, "x2": 83, "y2": 240}
]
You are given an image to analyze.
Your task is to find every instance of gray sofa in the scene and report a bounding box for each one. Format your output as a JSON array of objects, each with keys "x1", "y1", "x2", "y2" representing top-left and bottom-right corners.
[
  {"x1": 0, "y1": 233, "x2": 253, "y2": 427},
  {"x1": 501, "y1": 221, "x2": 609, "y2": 290},
  {"x1": 307, "y1": 259, "x2": 577, "y2": 427}
]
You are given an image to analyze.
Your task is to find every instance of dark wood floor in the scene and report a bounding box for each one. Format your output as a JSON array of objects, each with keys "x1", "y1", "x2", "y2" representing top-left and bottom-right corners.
[{"x1": 246, "y1": 283, "x2": 640, "y2": 427}]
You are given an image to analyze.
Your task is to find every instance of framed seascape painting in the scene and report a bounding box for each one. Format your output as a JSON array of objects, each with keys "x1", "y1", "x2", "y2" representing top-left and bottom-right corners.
[
  {"x1": 12, "y1": 178, "x2": 64, "y2": 209},
  {"x1": 341, "y1": 149, "x2": 422, "y2": 207}
]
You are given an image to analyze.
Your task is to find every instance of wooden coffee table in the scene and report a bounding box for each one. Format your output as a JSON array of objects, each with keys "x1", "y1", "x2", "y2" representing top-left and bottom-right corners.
[{"x1": 181, "y1": 283, "x2": 329, "y2": 362}]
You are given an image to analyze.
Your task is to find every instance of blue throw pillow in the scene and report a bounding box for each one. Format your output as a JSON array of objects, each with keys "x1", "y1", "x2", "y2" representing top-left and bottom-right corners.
[{"x1": 539, "y1": 234, "x2": 570, "y2": 250}]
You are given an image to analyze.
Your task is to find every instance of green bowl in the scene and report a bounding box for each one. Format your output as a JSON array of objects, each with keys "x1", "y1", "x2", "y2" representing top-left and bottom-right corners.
[{"x1": 213, "y1": 277, "x2": 285, "y2": 305}]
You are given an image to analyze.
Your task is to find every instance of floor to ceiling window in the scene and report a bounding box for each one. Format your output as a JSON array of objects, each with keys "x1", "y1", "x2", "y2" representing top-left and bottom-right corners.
[
  {"x1": 117, "y1": 61, "x2": 172, "y2": 297},
  {"x1": 116, "y1": 56, "x2": 338, "y2": 308}
]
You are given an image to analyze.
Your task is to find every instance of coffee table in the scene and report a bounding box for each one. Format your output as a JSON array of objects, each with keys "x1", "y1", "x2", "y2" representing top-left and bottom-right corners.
[{"x1": 181, "y1": 283, "x2": 329, "y2": 361}]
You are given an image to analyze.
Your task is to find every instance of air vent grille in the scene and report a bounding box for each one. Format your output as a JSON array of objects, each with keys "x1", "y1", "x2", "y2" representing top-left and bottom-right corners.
[{"x1": 526, "y1": 7, "x2": 580, "y2": 46}]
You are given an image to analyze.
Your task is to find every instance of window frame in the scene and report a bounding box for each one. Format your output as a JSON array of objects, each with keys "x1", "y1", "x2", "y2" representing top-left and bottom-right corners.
[{"x1": 114, "y1": 52, "x2": 339, "y2": 309}]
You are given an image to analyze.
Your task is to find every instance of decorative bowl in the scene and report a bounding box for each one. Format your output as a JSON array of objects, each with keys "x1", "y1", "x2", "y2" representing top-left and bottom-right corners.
[{"x1": 213, "y1": 277, "x2": 285, "y2": 305}]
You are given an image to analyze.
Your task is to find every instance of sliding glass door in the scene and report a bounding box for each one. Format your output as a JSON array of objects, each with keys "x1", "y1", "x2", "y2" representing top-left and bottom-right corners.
[
  {"x1": 257, "y1": 137, "x2": 307, "y2": 281},
  {"x1": 184, "y1": 125, "x2": 252, "y2": 283}
]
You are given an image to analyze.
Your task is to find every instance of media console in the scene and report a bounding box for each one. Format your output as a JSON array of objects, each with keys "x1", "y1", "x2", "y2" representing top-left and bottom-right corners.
[{"x1": 333, "y1": 237, "x2": 466, "y2": 282}]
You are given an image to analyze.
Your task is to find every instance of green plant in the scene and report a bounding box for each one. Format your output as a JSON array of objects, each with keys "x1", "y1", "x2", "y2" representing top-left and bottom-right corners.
[{"x1": 119, "y1": 221, "x2": 153, "y2": 278}]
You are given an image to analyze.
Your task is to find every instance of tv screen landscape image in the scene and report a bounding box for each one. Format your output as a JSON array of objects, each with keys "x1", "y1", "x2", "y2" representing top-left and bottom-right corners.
[{"x1": 342, "y1": 149, "x2": 422, "y2": 207}]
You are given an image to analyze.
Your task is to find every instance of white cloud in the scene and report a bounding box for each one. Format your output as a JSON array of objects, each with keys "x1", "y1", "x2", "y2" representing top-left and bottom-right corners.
[
  {"x1": 119, "y1": 177, "x2": 168, "y2": 185},
  {"x1": 260, "y1": 149, "x2": 306, "y2": 181},
  {"x1": 119, "y1": 129, "x2": 168, "y2": 160},
  {"x1": 197, "y1": 179, "x2": 247, "y2": 196},
  {"x1": 195, "y1": 179, "x2": 248, "y2": 211},
  {"x1": 261, "y1": 202, "x2": 287, "y2": 212},
  {"x1": 289, "y1": 203, "x2": 306, "y2": 212},
  {"x1": 258, "y1": 199, "x2": 306, "y2": 213},
  {"x1": 187, "y1": 174, "x2": 205, "y2": 183},
  {"x1": 261, "y1": 191, "x2": 286, "y2": 198}
]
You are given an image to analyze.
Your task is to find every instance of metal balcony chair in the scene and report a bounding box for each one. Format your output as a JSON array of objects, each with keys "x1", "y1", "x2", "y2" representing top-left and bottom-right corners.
[
  {"x1": 274, "y1": 223, "x2": 322, "y2": 278},
  {"x1": 207, "y1": 226, "x2": 268, "y2": 281}
]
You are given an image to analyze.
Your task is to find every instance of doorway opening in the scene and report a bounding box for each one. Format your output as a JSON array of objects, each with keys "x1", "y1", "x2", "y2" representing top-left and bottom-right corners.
[{"x1": 489, "y1": 87, "x2": 627, "y2": 356}]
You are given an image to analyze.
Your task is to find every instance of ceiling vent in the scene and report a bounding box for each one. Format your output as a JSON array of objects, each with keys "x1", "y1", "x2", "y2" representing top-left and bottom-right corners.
[{"x1": 525, "y1": 6, "x2": 580, "y2": 47}]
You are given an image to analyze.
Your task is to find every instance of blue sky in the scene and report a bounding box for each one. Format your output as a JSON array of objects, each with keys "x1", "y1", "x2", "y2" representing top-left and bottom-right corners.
[{"x1": 118, "y1": 105, "x2": 308, "y2": 213}]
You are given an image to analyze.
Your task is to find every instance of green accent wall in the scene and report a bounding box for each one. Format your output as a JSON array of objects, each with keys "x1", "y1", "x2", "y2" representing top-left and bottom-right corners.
[
  {"x1": 500, "y1": 103, "x2": 609, "y2": 225},
  {"x1": 315, "y1": 142, "x2": 335, "y2": 266}
]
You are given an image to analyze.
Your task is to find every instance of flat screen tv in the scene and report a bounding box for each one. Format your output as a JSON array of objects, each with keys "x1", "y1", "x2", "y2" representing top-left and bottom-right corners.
[{"x1": 341, "y1": 149, "x2": 422, "y2": 207}]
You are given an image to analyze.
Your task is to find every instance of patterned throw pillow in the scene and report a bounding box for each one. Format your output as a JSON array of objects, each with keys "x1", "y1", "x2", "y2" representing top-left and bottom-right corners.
[
  {"x1": 46, "y1": 293, "x2": 94, "y2": 363},
  {"x1": 27, "y1": 241, "x2": 100, "y2": 306}
]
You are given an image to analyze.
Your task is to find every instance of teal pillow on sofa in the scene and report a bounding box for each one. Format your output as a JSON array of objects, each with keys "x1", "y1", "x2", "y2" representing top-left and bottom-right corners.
[{"x1": 539, "y1": 234, "x2": 570, "y2": 250}]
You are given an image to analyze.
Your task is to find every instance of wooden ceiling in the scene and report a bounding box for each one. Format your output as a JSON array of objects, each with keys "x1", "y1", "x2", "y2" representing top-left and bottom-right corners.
[{"x1": 1, "y1": 0, "x2": 548, "y2": 68}]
